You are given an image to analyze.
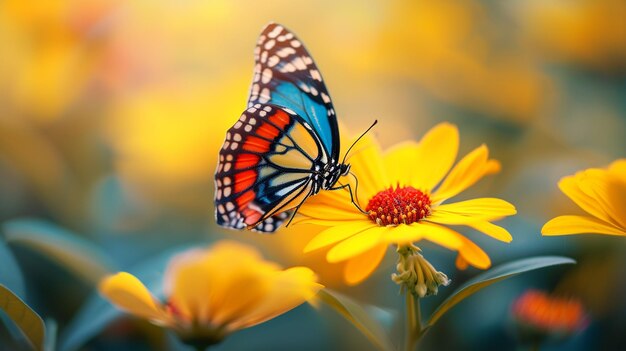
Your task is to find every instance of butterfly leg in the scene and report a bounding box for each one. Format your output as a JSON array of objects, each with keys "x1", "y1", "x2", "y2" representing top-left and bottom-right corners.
[
  {"x1": 329, "y1": 181, "x2": 368, "y2": 214},
  {"x1": 284, "y1": 187, "x2": 315, "y2": 228}
]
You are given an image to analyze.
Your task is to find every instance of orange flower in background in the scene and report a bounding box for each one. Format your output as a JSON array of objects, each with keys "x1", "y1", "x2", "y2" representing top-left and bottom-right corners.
[
  {"x1": 512, "y1": 289, "x2": 587, "y2": 336},
  {"x1": 542, "y1": 159, "x2": 626, "y2": 236},
  {"x1": 100, "y1": 241, "x2": 322, "y2": 348},
  {"x1": 297, "y1": 123, "x2": 516, "y2": 285}
]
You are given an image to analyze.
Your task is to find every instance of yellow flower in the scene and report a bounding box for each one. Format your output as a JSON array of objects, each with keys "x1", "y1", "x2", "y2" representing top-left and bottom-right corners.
[
  {"x1": 542, "y1": 159, "x2": 626, "y2": 236},
  {"x1": 297, "y1": 123, "x2": 516, "y2": 285},
  {"x1": 99, "y1": 241, "x2": 322, "y2": 348}
]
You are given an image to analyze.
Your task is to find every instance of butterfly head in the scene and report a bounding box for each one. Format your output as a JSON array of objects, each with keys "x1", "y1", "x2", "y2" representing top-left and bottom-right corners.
[{"x1": 340, "y1": 163, "x2": 351, "y2": 177}]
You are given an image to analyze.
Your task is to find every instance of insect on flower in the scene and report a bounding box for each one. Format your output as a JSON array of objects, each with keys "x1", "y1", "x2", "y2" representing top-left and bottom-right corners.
[{"x1": 214, "y1": 22, "x2": 373, "y2": 232}]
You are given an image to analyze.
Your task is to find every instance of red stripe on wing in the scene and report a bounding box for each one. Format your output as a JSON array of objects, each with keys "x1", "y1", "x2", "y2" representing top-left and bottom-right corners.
[
  {"x1": 235, "y1": 154, "x2": 260, "y2": 169},
  {"x1": 234, "y1": 170, "x2": 257, "y2": 193}
]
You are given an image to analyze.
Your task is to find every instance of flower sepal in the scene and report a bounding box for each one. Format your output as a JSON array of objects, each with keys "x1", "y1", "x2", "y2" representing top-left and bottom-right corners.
[{"x1": 392, "y1": 245, "x2": 450, "y2": 298}]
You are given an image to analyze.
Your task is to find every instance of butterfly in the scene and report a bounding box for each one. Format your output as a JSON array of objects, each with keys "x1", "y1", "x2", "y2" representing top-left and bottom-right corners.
[{"x1": 214, "y1": 22, "x2": 359, "y2": 232}]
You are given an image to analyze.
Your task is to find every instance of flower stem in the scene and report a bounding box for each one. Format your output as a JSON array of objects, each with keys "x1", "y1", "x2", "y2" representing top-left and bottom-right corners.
[{"x1": 405, "y1": 292, "x2": 422, "y2": 351}]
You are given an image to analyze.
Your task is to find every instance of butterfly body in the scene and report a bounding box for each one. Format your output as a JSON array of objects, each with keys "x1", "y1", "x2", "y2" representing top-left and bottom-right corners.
[{"x1": 215, "y1": 24, "x2": 349, "y2": 233}]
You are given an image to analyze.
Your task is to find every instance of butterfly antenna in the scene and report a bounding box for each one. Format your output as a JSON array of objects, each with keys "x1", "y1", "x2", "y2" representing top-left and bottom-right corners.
[{"x1": 341, "y1": 120, "x2": 378, "y2": 165}]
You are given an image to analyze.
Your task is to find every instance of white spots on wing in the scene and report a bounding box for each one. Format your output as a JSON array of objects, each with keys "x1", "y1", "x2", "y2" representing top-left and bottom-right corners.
[
  {"x1": 223, "y1": 177, "x2": 232, "y2": 186},
  {"x1": 223, "y1": 141, "x2": 230, "y2": 150},
  {"x1": 280, "y1": 63, "x2": 296, "y2": 73},
  {"x1": 303, "y1": 56, "x2": 313, "y2": 64},
  {"x1": 260, "y1": 50, "x2": 268, "y2": 63},
  {"x1": 264, "y1": 39, "x2": 276, "y2": 50},
  {"x1": 263, "y1": 106, "x2": 272, "y2": 112},
  {"x1": 254, "y1": 103, "x2": 262, "y2": 109},
  {"x1": 226, "y1": 154, "x2": 234, "y2": 161},
  {"x1": 249, "y1": 117, "x2": 257, "y2": 125},
  {"x1": 292, "y1": 57, "x2": 307, "y2": 70},
  {"x1": 259, "y1": 110, "x2": 267, "y2": 117},
  {"x1": 299, "y1": 83, "x2": 310, "y2": 93},
  {"x1": 244, "y1": 125, "x2": 253, "y2": 132},
  {"x1": 283, "y1": 107, "x2": 296, "y2": 115},
  {"x1": 216, "y1": 189, "x2": 222, "y2": 199},
  {"x1": 321, "y1": 92, "x2": 331, "y2": 103},
  {"x1": 310, "y1": 87, "x2": 318, "y2": 96},
  {"x1": 254, "y1": 46, "x2": 260, "y2": 56},
  {"x1": 223, "y1": 187, "x2": 232, "y2": 197},
  {"x1": 219, "y1": 155, "x2": 224, "y2": 162},
  {"x1": 310, "y1": 69, "x2": 322, "y2": 81},
  {"x1": 327, "y1": 108, "x2": 335, "y2": 116},
  {"x1": 285, "y1": 33, "x2": 294, "y2": 40},
  {"x1": 218, "y1": 204, "x2": 225, "y2": 213},
  {"x1": 277, "y1": 47, "x2": 296, "y2": 58},
  {"x1": 233, "y1": 133, "x2": 242, "y2": 142},
  {"x1": 277, "y1": 35, "x2": 287, "y2": 42},
  {"x1": 264, "y1": 223, "x2": 274, "y2": 232},
  {"x1": 230, "y1": 142, "x2": 239, "y2": 150},
  {"x1": 251, "y1": 84, "x2": 260, "y2": 97},
  {"x1": 261, "y1": 87, "x2": 270, "y2": 99},
  {"x1": 268, "y1": 25, "x2": 283, "y2": 38},
  {"x1": 223, "y1": 163, "x2": 231, "y2": 172},
  {"x1": 290, "y1": 40, "x2": 301, "y2": 48},
  {"x1": 268, "y1": 55, "x2": 279, "y2": 67},
  {"x1": 226, "y1": 132, "x2": 232, "y2": 140},
  {"x1": 234, "y1": 121, "x2": 243, "y2": 129},
  {"x1": 226, "y1": 202, "x2": 235, "y2": 211},
  {"x1": 257, "y1": 35, "x2": 266, "y2": 45},
  {"x1": 261, "y1": 68, "x2": 272, "y2": 84}
]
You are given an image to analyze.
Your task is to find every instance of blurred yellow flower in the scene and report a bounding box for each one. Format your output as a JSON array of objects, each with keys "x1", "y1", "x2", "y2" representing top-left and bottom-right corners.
[
  {"x1": 542, "y1": 159, "x2": 626, "y2": 236},
  {"x1": 519, "y1": 0, "x2": 626, "y2": 71},
  {"x1": 297, "y1": 123, "x2": 516, "y2": 285},
  {"x1": 99, "y1": 241, "x2": 322, "y2": 348},
  {"x1": 374, "y1": 0, "x2": 549, "y2": 123}
]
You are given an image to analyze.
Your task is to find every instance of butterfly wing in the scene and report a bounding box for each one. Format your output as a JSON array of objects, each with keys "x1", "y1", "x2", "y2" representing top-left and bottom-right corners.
[
  {"x1": 215, "y1": 104, "x2": 328, "y2": 232},
  {"x1": 248, "y1": 23, "x2": 340, "y2": 161}
]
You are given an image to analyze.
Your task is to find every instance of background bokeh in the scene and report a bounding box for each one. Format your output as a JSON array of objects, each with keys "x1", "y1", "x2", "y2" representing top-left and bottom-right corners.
[{"x1": 1, "y1": 0, "x2": 625, "y2": 350}]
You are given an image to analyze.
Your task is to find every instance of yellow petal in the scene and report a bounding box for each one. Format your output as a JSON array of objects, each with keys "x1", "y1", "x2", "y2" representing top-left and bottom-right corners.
[
  {"x1": 608, "y1": 159, "x2": 626, "y2": 176},
  {"x1": 427, "y1": 211, "x2": 489, "y2": 225},
  {"x1": 417, "y1": 222, "x2": 465, "y2": 250},
  {"x1": 165, "y1": 242, "x2": 277, "y2": 326},
  {"x1": 383, "y1": 141, "x2": 421, "y2": 187},
  {"x1": 431, "y1": 144, "x2": 495, "y2": 203},
  {"x1": 229, "y1": 267, "x2": 323, "y2": 330},
  {"x1": 434, "y1": 198, "x2": 517, "y2": 219},
  {"x1": 456, "y1": 236, "x2": 491, "y2": 269},
  {"x1": 577, "y1": 170, "x2": 626, "y2": 229},
  {"x1": 346, "y1": 135, "x2": 388, "y2": 197},
  {"x1": 344, "y1": 244, "x2": 388, "y2": 285},
  {"x1": 298, "y1": 202, "x2": 364, "y2": 221},
  {"x1": 99, "y1": 272, "x2": 169, "y2": 325},
  {"x1": 304, "y1": 220, "x2": 376, "y2": 253},
  {"x1": 382, "y1": 223, "x2": 423, "y2": 244},
  {"x1": 542, "y1": 215, "x2": 626, "y2": 236},
  {"x1": 465, "y1": 221, "x2": 513, "y2": 242},
  {"x1": 411, "y1": 122, "x2": 459, "y2": 190},
  {"x1": 557, "y1": 174, "x2": 614, "y2": 225},
  {"x1": 302, "y1": 183, "x2": 358, "y2": 213},
  {"x1": 455, "y1": 255, "x2": 469, "y2": 270},
  {"x1": 326, "y1": 227, "x2": 389, "y2": 263}
]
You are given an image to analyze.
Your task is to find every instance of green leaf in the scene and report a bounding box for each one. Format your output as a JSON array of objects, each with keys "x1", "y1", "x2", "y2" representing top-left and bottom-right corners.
[
  {"x1": 3, "y1": 219, "x2": 117, "y2": 284},
  {"x1": 59, "y1": 246, "x2": 189, "y2": 351},
  {"x1": 426, "y1": 256, "x2": 576, "y2": 329},
  {"x1": 317, "y1": 289, "x2": 395, "y2": 351},
  {"x1": 0, "y1": 284, "x2": 45, "y2": 351},
  {"x1": 0, "y1": 239, "x2": 25, "y2": 297}
]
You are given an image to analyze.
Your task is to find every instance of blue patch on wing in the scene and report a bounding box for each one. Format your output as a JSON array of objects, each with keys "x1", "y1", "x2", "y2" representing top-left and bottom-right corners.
[{"x1": 272, "y1": 82, "x2": 334, "y2": 155}]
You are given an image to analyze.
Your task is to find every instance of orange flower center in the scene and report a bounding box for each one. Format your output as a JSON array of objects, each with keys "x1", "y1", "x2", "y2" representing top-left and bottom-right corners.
[{"x1": 366, "y1": 186, "x2": 432, "y2": 226}]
